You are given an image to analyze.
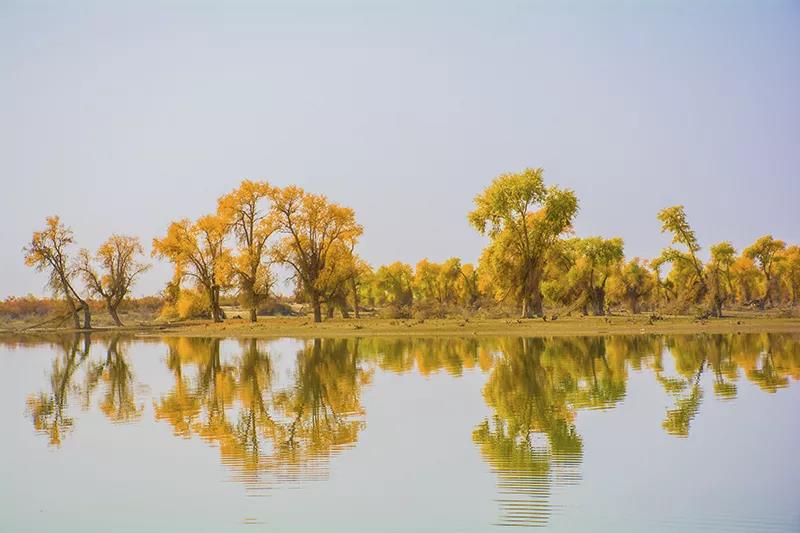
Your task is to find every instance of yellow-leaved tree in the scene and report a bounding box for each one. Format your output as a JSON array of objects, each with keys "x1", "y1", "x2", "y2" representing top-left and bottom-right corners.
[
  {"x1": 24, "y1": 216, "x2": 91, "y2": 329},
  {"x1": 77, "y1": 235, "x2": 150, "y2": 326},
  {"x1": 744, "y1": 235, "x2": 786, "y2": 309},
  {"x1": 373, "y1": 262, "x2": 414, "y2": 310},
  {"x1": 152, "y1": 215, "x2": 231, "y2": 322},
  {"x1": 269, "y1": 186, "x2": 363, "y2": 322},
  {"x1": 469, "y1": 168, "x2": 578, "y2": 317},
  {"x1": 654, "y1": 205, "x2": 711, "y2": 315},
  {"x1": 217, "y1": 180, "x2": 279, "y2": 323},
  {"x1": 778, "y1": 245, "x2": 800, "y2": 305}
]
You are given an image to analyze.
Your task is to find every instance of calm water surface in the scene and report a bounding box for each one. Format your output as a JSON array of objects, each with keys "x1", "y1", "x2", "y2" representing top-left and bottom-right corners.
[{"x1": 1, "y1": 334, "x2": 798, "y2": 532}]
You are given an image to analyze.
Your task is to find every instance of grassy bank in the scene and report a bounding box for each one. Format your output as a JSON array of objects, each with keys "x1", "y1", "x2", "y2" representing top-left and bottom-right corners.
[{"x1": 4, "y1": 312, "x2": 799, "y2": 339}]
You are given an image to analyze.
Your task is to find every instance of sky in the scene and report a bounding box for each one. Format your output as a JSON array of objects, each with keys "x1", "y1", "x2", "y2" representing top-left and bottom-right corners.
[{"x1": 1, "y1": 0, "x2": 799, "y2": 298}]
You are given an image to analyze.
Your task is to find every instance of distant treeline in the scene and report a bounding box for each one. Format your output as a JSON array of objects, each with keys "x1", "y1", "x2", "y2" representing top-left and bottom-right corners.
[{"x1": 20, "y1": 168, "x2": 800, "y2": 328}]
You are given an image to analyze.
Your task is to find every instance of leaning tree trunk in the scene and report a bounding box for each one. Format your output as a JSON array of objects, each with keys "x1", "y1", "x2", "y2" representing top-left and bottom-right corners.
[
  {"x1": 107, "y1": 298, "x2": 123, "y2": 327},
  {"x1": 60, "y1": 274, "x2": 81, "y2": 329},
  {"x1": 337, "y1": 295, "x2": 351, "y2": 319},
  {"x1": 65, "y1": 295, "x2": 81, "y2": 329}
]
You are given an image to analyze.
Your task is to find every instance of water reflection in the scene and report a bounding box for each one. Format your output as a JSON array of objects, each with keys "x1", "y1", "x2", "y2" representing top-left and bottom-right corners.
[
  {"x1": 87, "y1": 336, "x2": 143, "y2": 422},
  {"x1": 25, "y1": 335, "x2": 91, "y2": 446},
  {"x1": 15, "y1": 332, "x2": 800, "y2": 528},
  {"x1": 154, "y1": 337, "x2": 369, "y2": 485},
  {"x1": 25, "y1": 335, "x2": 144, "y2": 444}
]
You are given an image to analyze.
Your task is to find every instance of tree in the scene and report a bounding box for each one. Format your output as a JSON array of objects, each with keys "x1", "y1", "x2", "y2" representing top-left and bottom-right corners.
[
  {"x1": 778, "y1": 245, "x2": 800, "y2": 305},
  {"x1": 348, "y1": 257, "x2": 372, "y2": 319},
  {"x1": 706, "y1": 241, "x2": 736, "y2": 317},
  {"x1": 456, "y1": 263, "x2": 481, "y2": 309},
  {"x1": 744, "y1": 235, "x2": 786, "y2": 309},
  {"x1": 730, "y1": 256, "x2": 761, "y2": 306},
  {"x1": 269, "y1": 186, "x2": 363, "y2": 322},
  {"x1": 315, "y1": 242, "x2": 362, "y2": 319},
  {"x1": 655, "y1": 206, "x2": 710, "y2": 314},
  {"x1": 608, "y1": 258, "x2": 655, "y2": 314},
  {"x1": 573, "y1": 237, "x2": 624, "y2": 315},
  {"x1": 413, "y1": 257, "x2": 462, "y2": 308},
  {"x1": 77, "y1": 235, "x2": 150, "y2": 326},
  {"x1": 152, "y1": 215, "x2": 231, "y2": 322},
  {"x1": 217, "y1": 180, "x2": 279, "y2": 323},
  {"x1": 469, "y1": 168, "x2": 578, "y2": 317},
  {"x1": 24, "y1": 216, "x2": 91, "y2": 329},
  {"x1": 374, "y1": 262, "x2": 414, "y2": 308}
]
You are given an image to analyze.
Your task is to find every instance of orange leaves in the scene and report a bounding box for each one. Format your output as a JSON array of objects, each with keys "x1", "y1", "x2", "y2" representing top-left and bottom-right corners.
[
  {"x1": 23, "y1": 215, "x2": 74, "y2": 270},
  {"x1": 269, "y1": 184, "x2": 363, "y2": 311}
]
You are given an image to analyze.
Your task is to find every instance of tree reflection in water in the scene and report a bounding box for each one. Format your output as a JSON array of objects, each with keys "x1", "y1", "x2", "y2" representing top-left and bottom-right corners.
[
  {"x1": 153, "y1": 337, "x2": 370, "y2": 486},
  {"x1": 19, "y1": 332, "x2": 800, "y2": 527}
]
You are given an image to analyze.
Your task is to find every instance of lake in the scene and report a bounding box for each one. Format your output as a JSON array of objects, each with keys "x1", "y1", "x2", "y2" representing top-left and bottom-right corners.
[{"x1": 1, "y1": 334, "x2": 798, "y2": 532}]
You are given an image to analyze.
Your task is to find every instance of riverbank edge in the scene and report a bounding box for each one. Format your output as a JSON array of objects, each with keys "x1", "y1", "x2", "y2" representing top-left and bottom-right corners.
[{"x1": 3, "y1": 315, "x2": 800, "y2": 340}]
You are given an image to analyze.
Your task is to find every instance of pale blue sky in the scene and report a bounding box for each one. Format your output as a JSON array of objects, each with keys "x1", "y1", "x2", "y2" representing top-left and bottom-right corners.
[{"x1": 1, "y1": 1, "x2": 798, "y2": 297}]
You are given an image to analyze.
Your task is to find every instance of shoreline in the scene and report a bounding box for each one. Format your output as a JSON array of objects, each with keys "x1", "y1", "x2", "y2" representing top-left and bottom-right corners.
[{"x1": 3, "y1": 314, "x2": 800, "y2": 340}]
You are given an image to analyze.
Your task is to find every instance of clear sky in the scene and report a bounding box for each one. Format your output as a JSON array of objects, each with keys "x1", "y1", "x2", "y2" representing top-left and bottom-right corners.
[{"x1": 1, "y1": 0, "x2": 798, "y2": 297}]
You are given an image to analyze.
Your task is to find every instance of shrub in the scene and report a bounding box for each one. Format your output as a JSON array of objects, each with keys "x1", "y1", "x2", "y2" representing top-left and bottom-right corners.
[
  {"x1": 0, "y1": 295, "x2": 61, "y2": 319},
  {"x1": 176, "y1": 290, "x2": 210, "y2": 319}
]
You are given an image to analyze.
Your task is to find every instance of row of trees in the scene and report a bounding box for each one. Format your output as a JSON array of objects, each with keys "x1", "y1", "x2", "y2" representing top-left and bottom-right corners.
[
  {"x1": 152, "y1": 181, "x2": 363, "y2": 323},
  {"x1": 23, "y1": 170, "x2": 800, "y2": 327},
  {"x1": 24, "y1": 218, "x2": 149, "y2": 328}
]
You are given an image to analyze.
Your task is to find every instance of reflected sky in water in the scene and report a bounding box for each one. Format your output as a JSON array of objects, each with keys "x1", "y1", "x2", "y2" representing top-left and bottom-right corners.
[{"x1": 1, "y1": 333, "x2": 798, "y2": 532}]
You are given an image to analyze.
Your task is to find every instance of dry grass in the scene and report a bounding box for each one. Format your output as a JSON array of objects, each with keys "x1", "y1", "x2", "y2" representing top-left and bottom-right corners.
[
  {"x1": 139, "y1": 312, "x2": 800, "y2": 339},
  {"x1": 3, "y1": 307, "x2": 799, "y2": 339}
]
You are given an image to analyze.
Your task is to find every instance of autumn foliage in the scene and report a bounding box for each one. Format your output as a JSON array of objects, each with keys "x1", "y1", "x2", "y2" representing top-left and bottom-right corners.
[{"x1": 16, "y1": 171, "x2": 800, "y2": 330}]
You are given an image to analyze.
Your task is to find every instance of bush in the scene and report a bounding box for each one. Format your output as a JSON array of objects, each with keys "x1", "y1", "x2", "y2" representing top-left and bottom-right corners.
[
  {"x1": 0, "y1": 295, "x2": 61, "y2": 319},
  {"x1": 176, "y1": 290, "x2": 210, "y2": 319},
  {"x1": 158, "y1": 303, "x2": 179, "y2": 321}
]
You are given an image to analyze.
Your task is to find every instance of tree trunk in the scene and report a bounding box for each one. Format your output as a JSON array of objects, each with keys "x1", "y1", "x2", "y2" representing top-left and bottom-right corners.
[
  {"x1": 211, "y1": 284, "x2": 222, "y2": 322},
  {"x1": 326, "y1": 305, "x2": 334, "y2": 319},
  {"x1": 591, "y1": 288, "x2": 606, "y2": 316},
  {"x1": 247, "y1": 284, "x2": 258, "y2": 323},
  {"x1": 107, "y1": 299, "x2": 123, "y2": 327},
  {"x1": 350, "y1": 278, "x2": 360, "y2": 319},
  {"x1": 311, "y1": 293, "x2": 322, "y2": 323},
  {"x1": 79, "y1": 299, "x2": 92, "y2": 329},
  {"x1": 521, "y1": 295, "x2": 533, "y2": 318},
  {"x1": 629, "y1": 297, "x2": 639, "y2": 315},
  {"x1": 531, "y1": 290, "x2": 544, "y2": 317},
  {"x1": 65, "y1": 296, "x2": 80, "y2": 329},
  {"x1": 338, "y1": 296, "x2": 350, "y2": 319},
  {"x1": 521, "y1": 266, "x2": 544, "y2": 318},
  {"x1": 712, "y1": 297, "x2": 723, "y2": 318}
]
